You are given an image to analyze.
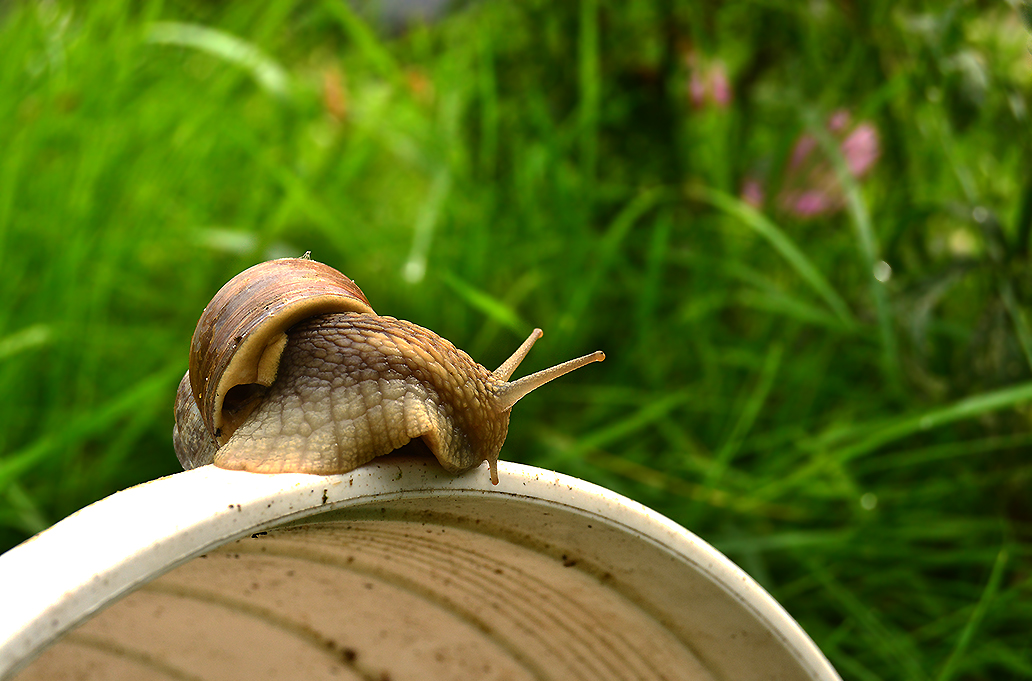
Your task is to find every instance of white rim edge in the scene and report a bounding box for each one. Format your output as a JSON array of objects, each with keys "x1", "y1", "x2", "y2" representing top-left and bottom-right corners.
[{"x1": 0, "y1": 459, "x2": 840, "y2": 680}]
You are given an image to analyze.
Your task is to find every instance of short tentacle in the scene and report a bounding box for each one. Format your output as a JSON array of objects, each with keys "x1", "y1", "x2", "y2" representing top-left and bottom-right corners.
[{"x1": 492, "y1": 328, "x2": 543, "y2": 381}]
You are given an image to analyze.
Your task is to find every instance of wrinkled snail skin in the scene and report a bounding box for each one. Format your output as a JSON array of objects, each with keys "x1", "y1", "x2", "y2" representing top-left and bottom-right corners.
[{"x1": 173, "y1": 257, "x2": 605, "y2": 484}]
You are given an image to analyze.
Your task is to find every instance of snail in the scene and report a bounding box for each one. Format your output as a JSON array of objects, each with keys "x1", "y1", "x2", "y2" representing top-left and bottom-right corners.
[{"x1": 172, "y1": 256, "x2": 605, "y2": 484}]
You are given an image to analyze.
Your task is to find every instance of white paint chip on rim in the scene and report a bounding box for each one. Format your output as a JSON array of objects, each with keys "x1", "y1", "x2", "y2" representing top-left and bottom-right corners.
[{"x1": 0, "y1": 458, "x2": 842, "y2": 681}]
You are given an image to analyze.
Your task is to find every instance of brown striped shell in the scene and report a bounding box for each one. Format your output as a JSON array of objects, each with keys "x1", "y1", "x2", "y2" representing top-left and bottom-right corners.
[{"x1": 185, "y1": 257, "x2": 373, "y2": 447}]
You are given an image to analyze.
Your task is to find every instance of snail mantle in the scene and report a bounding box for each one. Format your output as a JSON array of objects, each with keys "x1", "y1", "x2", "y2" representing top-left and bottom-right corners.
[{"x1": 0, "y1": 459, "x2": 841, "y2": 681}]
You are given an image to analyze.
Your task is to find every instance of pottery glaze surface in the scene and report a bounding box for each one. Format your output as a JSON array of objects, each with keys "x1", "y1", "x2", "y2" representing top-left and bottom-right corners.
[{"x1": 0, "y1": 459, "x2": 841, "y2": 681}]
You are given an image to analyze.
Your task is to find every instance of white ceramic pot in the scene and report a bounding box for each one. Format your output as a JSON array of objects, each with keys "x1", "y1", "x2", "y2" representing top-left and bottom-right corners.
[{"x1": 0, "y1": 458, "x2": 841, "y2": 680}]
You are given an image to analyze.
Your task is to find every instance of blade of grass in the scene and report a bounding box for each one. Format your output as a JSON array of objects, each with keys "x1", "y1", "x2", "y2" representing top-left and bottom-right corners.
[
  {"x1": 854, "y1": 432, "x2": 1032, "y2": 474},
  {"x1": 319, "y1": 0, "x2": 401, "y2": 83},
  {"x1": 805, "y1": 558, "x2": 929, "y2": 680},
  {"x1": 402, "y1": 169, "x2": 451, "y2": 283},
  {"x1": 759, "y1": 381, "x2": 1032, "y2": 500},
  {"x1": 0, "y1": 324, "x2": 53, "y2": 361},
  {"x1": 440, "y1": 271, "x2": 528, "y2": 336},
  {"x1": 578, "y1": 0, "x2": 599, "y2": 190},
  {"x1": 0, "y1": 127, "x2": 25, "y2": 264},
  {"x1": 805, "y1": 111, "x2": 900, "y2": 392},
  {"x1": 147, "y1": 22, "x2": 291, "y2": 99},
  {"x1": 636, "y1": 213, "x2": 671, "y2": 378},
  {"x1": 638, "y1": 215, "x2": 670, "y2": 332},
  {"x1": 556, "y1": 391, "x2": 691, "y2": 458},
  {"x1": 736, "y1": 289, "x2": 852, "y2": 330},
  {"x1": 833, "y1": 381, "x2": 1032, "y2": 462},
  {"x1": 713, "y1": 529, "x2": 852, "y2": 554},
  {"x1": 580, "y1": 447, "x2": 804, "y2": 520},
  {"x1": 541, "y1": 424, "x2": 803, "y2": 519},
  {"x1": 689, "y1": 184, "x2": 856, "y2": 328},
  {"x1": 3, "y1": 483, "x2": 49, "y2": 535},
  {"x1": 558, "y1": 188, "x2": 665, "y2": 337},
  {"x1": 476, "y1": 25, "x2": 499, "y2": 174},
  {"x1": 823, "y1": 642, "x2": 886, "y2": 681},
  {"x1": 936, "y1": 546, "x2": 1011, "y2": 681},
  {"x1": 705, "y1": 342, "x2": 784, "y2": 489},
  {"x1": 997, "y1": 271, "x2": 1032, "y2": 373},
  {"x1": 543, "y1": 391, "x2": 805, "y2": 520}
]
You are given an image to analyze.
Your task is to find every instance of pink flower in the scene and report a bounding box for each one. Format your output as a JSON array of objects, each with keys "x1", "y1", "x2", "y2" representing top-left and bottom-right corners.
[
  {"x1": 788, "y1": 190, "x2": 837, "y2": 217},
  {"x1": 828, "y1": 110, "x2": 851, "y2": 133},
  {"x1": 710, "y1": 66, "x2": 732, "y2": 108},
  {"x1": 841, "y1": 123, "x2": 879, "y2": 177},
  {"x1": 684, "y1": 50, "x2": 732, "y2": 110},
  {"x1": 773, "y1": 110, "x2": 880, "y2": 218},
  {"x1": 740, "y1": 177, "x2": 765, "y2": 208},
  {"x1": 689, "y1": 70, "x2": 708, "y2": 108}
]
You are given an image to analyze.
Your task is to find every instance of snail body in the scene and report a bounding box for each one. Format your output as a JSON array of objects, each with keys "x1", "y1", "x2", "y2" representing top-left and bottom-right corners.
[{"x1": 173, "y1": 257, "x2": 604, "y2": 484}]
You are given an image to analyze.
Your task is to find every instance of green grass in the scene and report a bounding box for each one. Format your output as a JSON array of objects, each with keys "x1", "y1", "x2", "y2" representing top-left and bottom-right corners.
[{"x1": 2, "y1": 0, "x2": 1031, "y2": 678}]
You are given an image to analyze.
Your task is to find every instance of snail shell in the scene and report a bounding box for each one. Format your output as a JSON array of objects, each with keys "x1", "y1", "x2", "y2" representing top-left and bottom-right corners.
[{"x1": 173, "y1": 257, "x2": 604, "y2": 484}]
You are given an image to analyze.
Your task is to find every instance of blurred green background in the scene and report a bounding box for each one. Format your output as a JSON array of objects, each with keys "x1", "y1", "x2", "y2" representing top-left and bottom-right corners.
[{"x1": 2, "y1": 0, "x2": 1031, "y2": 678}]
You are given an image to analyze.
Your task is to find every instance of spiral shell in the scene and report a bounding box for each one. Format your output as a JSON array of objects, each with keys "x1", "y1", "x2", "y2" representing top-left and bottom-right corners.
[{"x1": 188, "y1": 257, "x2": 373, "y2": 446}]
